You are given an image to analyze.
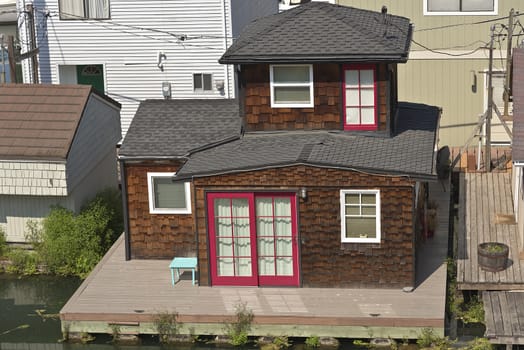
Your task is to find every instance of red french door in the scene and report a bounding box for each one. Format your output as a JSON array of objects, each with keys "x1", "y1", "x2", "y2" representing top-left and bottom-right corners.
[{"x1": 207, "y1": 192, "x2": 299, "y2": 286}]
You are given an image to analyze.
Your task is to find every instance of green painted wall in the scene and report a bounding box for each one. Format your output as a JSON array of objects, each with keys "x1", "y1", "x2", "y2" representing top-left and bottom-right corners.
[{"x1": 337, "y1": 0, "x2": 522, "y2": 146}]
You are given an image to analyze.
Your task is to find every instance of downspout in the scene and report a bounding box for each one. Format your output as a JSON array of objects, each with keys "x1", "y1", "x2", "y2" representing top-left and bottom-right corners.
[
  {"x1": 192, "y1": 176, "x2": 200, "y2": 285},
  {"x1": 411, "y1": 183, "x2": 416, "y2": 289},
  {"x1": 222, "y1": 0, "x2": 231, "y2": 98},
  {"x1": 119, "y1": 158, "x2": 131, "y2": 261}
]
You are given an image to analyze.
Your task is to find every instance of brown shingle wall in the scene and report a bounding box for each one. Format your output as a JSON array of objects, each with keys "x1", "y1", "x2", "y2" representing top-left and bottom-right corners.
[
  {"x1": 194, "y1": 165, "x2": 415, "y2": 288},
  {"x1": 242, "y1": 63, "x2": 389, "y2": 132},
  {"x1": 125, "y1": 161, "x2": 196, "y2": 259}
]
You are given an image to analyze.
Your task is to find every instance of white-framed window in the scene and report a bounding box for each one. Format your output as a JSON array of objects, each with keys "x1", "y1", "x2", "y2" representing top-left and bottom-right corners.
[
  {"x1": 424, "y1": 0, "x2": 497, "y2": 15},
  {"x1": 59, "y1": 0, "x2": 110, "y2": 19},
  {"x1": 270, "y1": 64, "x2": 314, "y2": 108},
  {"x1": 147, "y1": 172, "x2": 191, "y2": 214},
  {"x1": 193, "y1": 73, "x2": 213, "y2": 92},
  {"x1": 340, "y1": 189, "x2": 381, "y2": 243}
]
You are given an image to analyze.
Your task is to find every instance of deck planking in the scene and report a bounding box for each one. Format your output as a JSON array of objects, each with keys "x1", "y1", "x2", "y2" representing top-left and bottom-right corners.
[
  {"x1": 483, "y1": 291, "x2": 524, "y2": 344},
  {"x1": 60, "y1": 181, "x2": 450, "y2": 338},
  {"x1": 457, "y1": 172, "x2": 524, "y2": 290}
]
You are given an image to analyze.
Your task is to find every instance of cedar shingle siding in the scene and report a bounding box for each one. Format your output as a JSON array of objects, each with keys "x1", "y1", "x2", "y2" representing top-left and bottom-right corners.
[
  {"x1": 243, "y1": 63, "x2": 390, "y2": 132},
  {"x1": 125, "y1": 162, "x2": 196, "y2": 259},
  {"x1": 126, "y1": 163, "x2": 415, "y2": 287}
]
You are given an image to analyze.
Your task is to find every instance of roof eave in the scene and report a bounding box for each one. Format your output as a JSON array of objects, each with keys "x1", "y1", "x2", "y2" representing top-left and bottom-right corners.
[{"x1": 219, "y1": 54, "x2": 409, "y2": 65}]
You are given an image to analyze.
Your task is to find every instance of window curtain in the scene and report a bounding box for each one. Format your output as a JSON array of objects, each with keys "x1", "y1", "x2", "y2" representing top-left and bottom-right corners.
[
  {"x1": 256, "y1": 197, "x2": 293, "y2": 276},
  {"x1": 60, "y1": 0, "x2": 84, "y2": 19},
  {"x1": 86, "y1": 0, "x2": 109, "y2": 18}
]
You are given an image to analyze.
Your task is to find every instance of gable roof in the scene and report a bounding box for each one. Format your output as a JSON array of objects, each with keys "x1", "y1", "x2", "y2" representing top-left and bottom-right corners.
[
  {"x1": 119, "y1": 99, "x2": 241, "y2": 159},
  {"x1": 219, "y1": 2, "x2": 412, "y2": 64},
  {"x1": 175, "y1": 102, "x2": 440, "y2": 180},
  {"x1": 0, "y1": 83, "x2": 118, "y2": 161},
  {"x1": 513, "y1": 48, "x2": 524, "y2": 162}
]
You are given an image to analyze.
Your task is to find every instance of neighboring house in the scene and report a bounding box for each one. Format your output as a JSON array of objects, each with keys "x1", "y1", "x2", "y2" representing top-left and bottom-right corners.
[
  {"x1": 0, "y1": 84, "x2": 121, "y2": 243},
  {"x1": 16, "y1": 0, "x2": 277, "y2": 137},
  {"x1": 278, "y1": 0, "x2": 335, "y2": 12},
  {"x1": 337, "y1": 0, "x2": 521, "y2": 147},
  {"x1": 119, "y1": 2, "x2": 441, "y2": 288},
  {"x1": 0, "y1": 0, "x2": 16, "y2": 37},
  {"x1": 512, "y1": 48, "x2": 524, "y2": 245}
]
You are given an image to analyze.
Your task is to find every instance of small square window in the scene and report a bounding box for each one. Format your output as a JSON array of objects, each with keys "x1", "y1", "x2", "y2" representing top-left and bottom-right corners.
[
  {"x1": 193, "y1": 73, "x2": 213, "y2": 92},
  {"x1": 147, "y1": 172, "x2": 191, "y2": 214},
  {"x1": 270, "y1": 65, "x2": 314, "y2": 108},
  {"x1": 340, "y1": 189, "x2": 381, "y2": 243}
]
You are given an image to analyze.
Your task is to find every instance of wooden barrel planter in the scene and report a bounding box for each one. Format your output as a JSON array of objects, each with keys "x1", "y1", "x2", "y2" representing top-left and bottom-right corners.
[{"x1": 478, "y1": 242, "x2": 509, "y2": 272}]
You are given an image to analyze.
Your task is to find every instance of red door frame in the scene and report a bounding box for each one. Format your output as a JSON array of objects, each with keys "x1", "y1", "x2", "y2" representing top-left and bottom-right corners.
[{"x1": 207, "y1": 192, "x2": 299, "y2": 287}]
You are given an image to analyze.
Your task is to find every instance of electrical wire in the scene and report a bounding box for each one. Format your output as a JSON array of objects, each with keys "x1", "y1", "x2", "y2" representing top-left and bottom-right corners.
[{"x1": 415, "y1": 11, "x2": 524, "y2": 32}]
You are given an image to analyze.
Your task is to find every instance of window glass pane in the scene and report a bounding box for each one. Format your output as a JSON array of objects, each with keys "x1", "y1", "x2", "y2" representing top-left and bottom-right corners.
[
  {"x1": 346, "y1": 89, "x2": 359, "y2": 106},
  {"x1": 361, "y1": 194, "x2": 376, "y2": 205},
  {"x1": 233, "y1": 218, "x2": 250, "y2": 237},
  {"x1": 276, "y1": 238, "x2": 292, "y2": 256},
  {"x1": 86, "y1": 0, "x2": 109, "y2": 18},
  {"x1": 345, "y1": 70, "x2": 359, "y2": 88},
  {"x1": 361, "y1": 108, "x2": 375, "y2": 125},
  {"x1": 360, "y1": 70, "x2": 374, "y2": 87},
  {"x1": 361, "y1": 88, "x2": 375, "y2": 106},
  {"x1": 258, "y1": 237, "x2": 274, "y2": 256},
  {"x1": 274, "y1": 197, "x2": 291, "y2": 216},
  {"x1": 362, "y1": 206, "x2": 377, "y2": 216},
  {"x1": 274, "y1": 86, "x2": 310, "y2": 103},
  {"x1": 346, "y1": 217, "x2": 376, "y2": 238},
  {"x1": 427, "y1": 0, "x2": 459, "y2": 11},
  {"x1": 346, "y1": 108, "x2": 360, "y2": 124},
  {"x1": 60, "y1": 0, "x2": 85, "y2": 18},
  {"x1": 346, "y1": 206, "x2": 360, "y2": 215},
  {"x1": 257, "y1": 217, "x2": 273, "y2": 236},
  {"x1": 232, "y1": 198, "x2": 249, "y2": 217},
  {"x1": 234, "y1": 237, "x2": 251, "y2": 256},
  {"x1": 276, "y1": 257, "x2": 293, "y2": 276},
  {"x1": 346, "y1": 193, "x2": 360, "y2": 204},
  {"x1": 236, "y1": 258, "x2": 252, "y2": 276},
  {"x1": 218, "y1": 258, "x2": 234, "y2": 276},
  {"x1": 258, "y1": 257, "x2": 275, "y2": 276},
  {"x1": 273, "y1": 66, "x2": 309, "y2": 83},
  {"x1": 217, "y1": 237, "x2": 233, "y2": 256},
  {"x1": 193, "y1": 74, "x2": 202, "y2": 90},
  {"x1": 153, "y1": 178, "x2": 186, "y2": 209},
  {"x1": 203, "y1": 74, "x2": 212, "y2": 91},
  {"x1": 275, "y1": 218, "x2": 291, "y2": 237},
  {"x1": 216, "y1": 218, "x2": 232, "y2": 237},
  {"x1": 462, "y1": 0, "x2": 493, "y2": 11}
]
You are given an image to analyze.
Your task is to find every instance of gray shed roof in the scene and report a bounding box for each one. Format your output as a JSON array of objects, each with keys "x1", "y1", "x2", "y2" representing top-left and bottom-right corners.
[
  {"x1": 176, "y1": 102, "x2": 440, "y2": 180},
  {"x1": 219, "y1": 2, "x2": 412, "y2": 64},
  {"x1": 119, "y1": 99, "x2": 241, "y2": 158}
]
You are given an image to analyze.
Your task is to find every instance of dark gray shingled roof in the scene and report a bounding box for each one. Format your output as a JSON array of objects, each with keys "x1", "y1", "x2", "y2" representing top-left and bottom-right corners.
[
  {"x1": 176, "y1": 102, "x2": 440, "y2": 180},
  {"x1": 119, "y1": 99, "x2": 241, "y2": 158},
  {"x1": 219, "y1": 2, "x2": 412, "y2": 64}
]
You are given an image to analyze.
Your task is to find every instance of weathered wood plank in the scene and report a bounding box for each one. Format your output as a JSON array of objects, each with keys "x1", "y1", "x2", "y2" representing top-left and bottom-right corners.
[
  {"x1": 483, "y1": 291, "x2": 496, "y2": 338},
  {"x1": 492, "y1": 292, "x2": 505, "y2": 336},
  {"x1": 507, "y1": 292, "x2": 521, "y2": 336},
  {"x1": 457, "y1": 173, "x2": 466, "y2": 284}
]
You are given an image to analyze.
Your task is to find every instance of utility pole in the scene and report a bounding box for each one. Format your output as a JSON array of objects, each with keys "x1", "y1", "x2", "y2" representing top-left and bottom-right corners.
[
  {"x1": 485, "y1": 25, "x2": 495, "y2": 172},
  {"x1": 7, "y1": 35, "x2": 16, "y2": 83},
  {"x1": 503, "y1": 8, "x2": 514, "y2": 117},
  {"x1": 25, "y1": 3, "x2": 39, "y2": 83}
]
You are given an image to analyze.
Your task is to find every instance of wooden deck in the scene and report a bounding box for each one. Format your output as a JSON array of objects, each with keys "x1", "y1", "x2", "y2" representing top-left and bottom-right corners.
[
  {"x1": 60, "y1": 181, "x2": 449, "y2": 339},
  {"x1": 457, "y1": 172, "x2": 524, "y2": 290},
  {"x1": 483, "y1": 291, "x2": 524, "y2": 345}
]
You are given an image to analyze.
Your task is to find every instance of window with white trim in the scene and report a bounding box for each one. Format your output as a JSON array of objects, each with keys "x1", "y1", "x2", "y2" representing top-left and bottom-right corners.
[
  {"x1": 59, "y1": 0, "x2": 110, "y2": 19},
  {"x1": 343, "y1": 65, "x2": 377, "y2": 130},
  {"x1": 424, "y1": 0, "x2": 497, "y2": 15},
  {"x1": 147, "y1": 173, "x2": 191, "y2": 214},
  {"x1": 270, "y1": 65, "x2": 314, "y2": 108},
  {"x1": 340, "y1": 190, "x2": 381, "y2": 243},
  {"x1": 193, "y1": 73, "x2": 213, "y2": 92}
]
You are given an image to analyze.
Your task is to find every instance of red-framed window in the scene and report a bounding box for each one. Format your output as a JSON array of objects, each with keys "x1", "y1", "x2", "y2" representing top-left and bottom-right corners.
[
  {"x1": 207, "y1": 192, "x2": 299, "y2": 287},
  {"x1": 343, "y1": 64, "x2": 378, "y2": 131}
]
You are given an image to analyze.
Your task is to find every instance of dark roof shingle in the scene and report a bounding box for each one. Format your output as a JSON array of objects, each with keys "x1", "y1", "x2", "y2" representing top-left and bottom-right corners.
[
  {"x1": 176, "y1": 102, "x2": 440, "y2": 180},
  {"x1": 0, "y1": 84, "x2": 94, "y2": 160},
  {"x1": 119, "y1": 99, "x2": 241, "y2": 158},
  {"x1": 220, "y1": 2, "x2": 412, "y2": 64}
]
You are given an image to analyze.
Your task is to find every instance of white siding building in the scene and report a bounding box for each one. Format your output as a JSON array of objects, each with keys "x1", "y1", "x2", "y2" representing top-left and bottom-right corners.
[{"x1": 17, "y1": 0, "x2": 277, "y2": 137}]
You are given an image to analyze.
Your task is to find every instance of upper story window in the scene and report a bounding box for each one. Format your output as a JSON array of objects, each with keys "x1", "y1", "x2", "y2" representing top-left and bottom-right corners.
[
  {"x1": 270, "y1": 65, "x2": 314, "y2": 108},
  {"x1": 147, "y1": 172, "x2": 191, "y2": 214},
  {"x1": 193, "y1": 73, "x2": 213, "y2": 92},
  {"x1": 424, "y1": 0, "x2": 497, "y2": 15},
  {"x1": 59, "y1": 0, "x2": 110, "y2": 20},
  {"x1": 343, "y1": 65, "x2": 377, "y2": 131},
  {"x1": 340, "y1": 190, "x2": 381, "y2": 244}
]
